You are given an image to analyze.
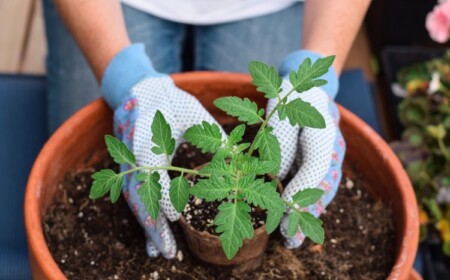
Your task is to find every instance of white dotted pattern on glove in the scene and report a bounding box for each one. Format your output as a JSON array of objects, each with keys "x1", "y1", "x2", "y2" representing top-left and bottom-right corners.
[
  {"x1": 283, "y1": 87, "x2": 336, "y2": 200},
  {"x1": 266, "y1": 80, "x2": 336, "y2": 201},
  {"x1": 266, "y1": 80, "x2": 301, "y2": 180},
  {"x1": 131, "y1": 77, "x2": 225, "y2": 221}
]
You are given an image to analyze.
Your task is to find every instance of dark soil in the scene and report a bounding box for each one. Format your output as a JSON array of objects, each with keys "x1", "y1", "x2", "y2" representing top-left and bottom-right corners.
[
  {"x1": 183, "y1": 196, "x2": 267, "y2": 235},
  {"x1": 43, "y1": 124, "x2": 396, "y2": 280}
]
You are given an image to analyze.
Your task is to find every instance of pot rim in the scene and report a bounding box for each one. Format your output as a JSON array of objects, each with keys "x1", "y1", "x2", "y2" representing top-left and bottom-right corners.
[{"x1": 24, "y1": 71, "x2": 419, "y2": 280}]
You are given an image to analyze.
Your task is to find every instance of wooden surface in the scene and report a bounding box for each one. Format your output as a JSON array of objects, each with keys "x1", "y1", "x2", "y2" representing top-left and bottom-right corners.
[
  {"x1": 0, "y1": 1, "x2": 374, "y2": 78},
  {"x1": 0, "y1": 0, "x2": 46, "y2": 74}
]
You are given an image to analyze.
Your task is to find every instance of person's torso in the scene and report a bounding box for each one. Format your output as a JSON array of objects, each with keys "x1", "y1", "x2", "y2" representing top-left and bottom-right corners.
[{"x1": 121, "y1": 0, "x2": 300, "y2": 25}]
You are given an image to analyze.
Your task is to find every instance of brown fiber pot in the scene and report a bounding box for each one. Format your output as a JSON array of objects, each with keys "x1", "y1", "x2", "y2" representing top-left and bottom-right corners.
[
  {"x1": 178, "y1": 170, "x2": 283, "y2": 271},
  {"x1": 24, "y1": 72, "x2": 420, "y2": 280},
  {"x1": 179, "y1": 216, "x2": 268, "y2": 271}
]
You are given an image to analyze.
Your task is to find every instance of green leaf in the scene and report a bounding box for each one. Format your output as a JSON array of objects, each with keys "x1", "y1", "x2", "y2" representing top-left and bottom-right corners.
[
  {"x1": 266, "y1": 208, "x2": 284, "y2": 234},
  {"x1": 228, "y1": 124, "x2": 246, "y2": 145},
  {"x1": 289, "y1": 56, "x2": 335, "y2": 93},
  {"x1": 90, "y1": 169, "x2": 123, "y2": 202},
  {"x1": 292, "y1": 188, "x2": 325, "y2": 207},
  {"x1": 235, "y1": 143, "x2": 251, "y2": 153},
  {"x1": 184, "y1": 121, "x2": 223, "y2": 153},
  {"x1": 138, "y1": 172, "x2": 162, "y2": 219},
  {"x1": 287, "y1": 211, "x2": 324, "y2": 244},
  {"x1": 136, "y1": 172, "x2": 147, "y2": 182},
  {"x1": 190, "y1": 176, "x2": 232, "y2": 202},
  {"x1": 297, "y1": 212, "x2": 324, "y2": 244},
  {"x1": 283, "y1": 99, "x2": 325, "y2": 128},
  {"x1": 151, "y1": 110, "x2": 176, "y2": 155},
  {"x1": 287, "y1": 212, "x2": 300, "y2": 237},
  {"x1": 278, "y1": 105, "x2": 287, "y2": 121},
  {"x1": 211, "y1": 148, "x2": 231, "y2": 163},
  {"x1": 214, "y1": 97, "x2": 263, "y2": 125},
  {"x1": 105, "y1": 135, "x2": 136, "y2": 165},
  {"x1": 109, "y1": 175, "x2": 124, "y2": 203},
  {"x1": 169, "y1": 176, "x2": 190, "y2": 213},
  {"x1": 253, "y1": 128, "x2": 281, "y2": 173},
  {"x1": 248, "y1": 61, "x2": 283, "y2": 98},
  {"x1": 240, "y1": 157, "x2": 278, "y2": 176},
  {"x1": 215, "y1": 201, "x2": 254, "y2": 260},
  {"x1": 200, "y1": 160, "x2": 234, "y2": 177},
  {"x1": 258, "y1": 108, "x2": 265, "y2": 117},
  {"x1": 241, "y1": 179, "x2": 284, "y2": 234}
]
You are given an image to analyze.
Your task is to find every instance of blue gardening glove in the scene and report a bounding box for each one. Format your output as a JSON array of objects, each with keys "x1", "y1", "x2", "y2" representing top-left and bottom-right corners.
[
  {"x1": 102, "y1": 44, "x2": 225, "y2": 259},
  {"x1": 266, "y1": 50, "x2": 346, "y2": 248}
]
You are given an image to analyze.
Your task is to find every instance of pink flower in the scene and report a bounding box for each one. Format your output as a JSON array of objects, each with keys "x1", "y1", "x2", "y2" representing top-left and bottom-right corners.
[{"x1": 426, "y1": 1, "x2": 450, "y2": 43}]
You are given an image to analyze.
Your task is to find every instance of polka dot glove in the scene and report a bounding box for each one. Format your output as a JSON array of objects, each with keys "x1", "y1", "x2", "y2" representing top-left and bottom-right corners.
[
  {"x1": 268, "y1": 50, "x2": 346, "y2": 249},
  {"x1": 102, "y1": 44, "x2": 225, "y2": 258}
]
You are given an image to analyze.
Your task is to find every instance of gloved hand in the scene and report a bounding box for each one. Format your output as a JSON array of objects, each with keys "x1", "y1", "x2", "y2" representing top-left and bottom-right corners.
[
  {"x1": 266, "y1": 50, "x2": 346, "y2": 248},
  {"x1": 101, "y1": 44, "x2": 224, "y2": 258}
]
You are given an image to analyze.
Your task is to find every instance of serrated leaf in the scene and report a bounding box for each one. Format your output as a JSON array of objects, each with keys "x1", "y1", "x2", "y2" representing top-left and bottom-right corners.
[
  {"x1": 136, "y1": 172, "x2": 147, "y2": 182},
  {"x1": 266, "y1": 209, "x2": 284, "y2": 234},
  {"x1": 215, "y1": 201, "x2": 254, "y2": 260},
  {"x1": 235, "y1": 143, "x2": 251, "y2": 153},
  {"x1": 286, "y1": 211, "x2": 324, "y2": 244},
  {"x1": 287, "y1": 212, "x2": 300, "y2": 237},
  {"x1": 249, "y1": 61, "x2": 283, "y2": 98},
  {"x1": 278, "y1": 105, "x2": 287, "y2": 120},
  {"x1": 253, "y1": 128, "x2": 281, "y2": 173},
  {"x1": 169, "y1": 176, "x2": 190, "y2": 213},
  {"x1": 200, "y1": 160, "x2": 234, "y2": 177},
  {"x1": 240, "y1": 157, "x2": 278, "y2": 176},
  {"x1": 228, "y1": 124, "x2": 246, "y2": 145},
  {"x1": 109, "y1": 176, "x2": 124, "y2": 203},
  {"x1": 241, "y1": 179, "x2": 284, "y2": 234},
  {"x1": 105, "y1": 135, "x2": 136, "y2": 165},
  {"x1": 289, "y1": 56, "x2": 335, "y2": 93},
  {"x1": 297, "y1": 212, "x2": 324, "y2": 244},
  {"x1": 214, "y1": 97, "x2": 263, "y2": 125},
  {"x1": 258, "y1": 108, "x2": 265, "y2": 117},
  {"x1": 292, "y1": 188, "x2": 325, "y2": 207},
  {"x1": 190, "y1": 176, "x2": 232, "y2": 202},
  {"x1": 90, "y1": 169, "x2": 123, "y2": 200},
  {"x1": 283, "y1": 99, "x2": 326, "y2": 128},
  {"x1": 151, "y1": 110, "x2": 176, "y2": 156},
  {"x1": 138, "y1": 172, "x2": 162, "y2": 219},
  {"x1": 211, "y1": 148, "x2": 231, "y2": 162},
  {"x1": 184, "y1": 121, "x2": 223, "y2": 153}
]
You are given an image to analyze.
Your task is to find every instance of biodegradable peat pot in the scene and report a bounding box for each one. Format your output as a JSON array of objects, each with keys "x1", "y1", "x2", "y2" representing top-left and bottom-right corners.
[
  {"x1": 178, "y1": 216, "x2": 268, "y2": 272},
  {"x1": 178, "y1": 170, "x2": 283, "y2": 272},
  {"x1": 25, "y1": 72, "x2": 420, "y2": 280}
]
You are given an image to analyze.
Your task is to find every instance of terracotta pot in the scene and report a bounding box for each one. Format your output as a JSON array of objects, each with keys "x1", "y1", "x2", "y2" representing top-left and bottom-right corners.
[{"x1": 24, "y1": 72, "x2": 420, "y2": 280}]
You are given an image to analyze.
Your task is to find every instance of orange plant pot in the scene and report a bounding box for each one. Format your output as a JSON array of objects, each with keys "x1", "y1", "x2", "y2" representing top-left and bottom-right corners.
[{"x1": 24, "y1": 72, "x2": 420, "y2": 280}]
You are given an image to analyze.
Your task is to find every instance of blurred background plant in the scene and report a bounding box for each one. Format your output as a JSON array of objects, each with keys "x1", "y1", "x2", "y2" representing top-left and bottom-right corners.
[{"x1": 391, "y1": 50, "x2": 450, "y2": 256}]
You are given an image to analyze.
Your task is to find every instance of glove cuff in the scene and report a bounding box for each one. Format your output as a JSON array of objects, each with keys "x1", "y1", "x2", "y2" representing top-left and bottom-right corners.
[
  {"x1": 101, "y1": 43, "x2": 165, "y2": 109},
  {"x1": 279, "y1": 50, "x2": 339, "y2": 99}
]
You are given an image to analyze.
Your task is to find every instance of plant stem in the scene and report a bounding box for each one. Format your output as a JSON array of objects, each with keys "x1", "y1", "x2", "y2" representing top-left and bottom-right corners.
[
  {"x1": 283, "y1": 199, "x2": 306, "y2": 215},
  {"x1": 119, "y1": 165, "x2": 210, "y2": 177},
  {"x1": 246, "y1": 87, "x2": 296, "y2": 156}
]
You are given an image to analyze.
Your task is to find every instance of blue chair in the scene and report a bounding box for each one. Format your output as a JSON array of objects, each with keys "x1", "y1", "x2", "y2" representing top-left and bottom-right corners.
[{"x1": 0, "y1": 75, "x2": 48, "y2": 280}]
